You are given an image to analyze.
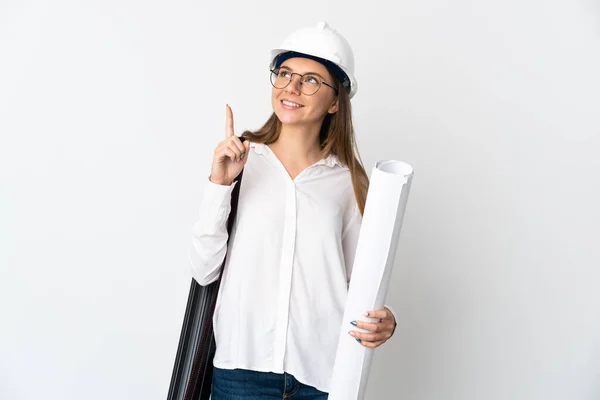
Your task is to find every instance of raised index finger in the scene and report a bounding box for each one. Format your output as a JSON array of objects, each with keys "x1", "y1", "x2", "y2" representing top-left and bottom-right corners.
[{"x1": 225, "y1": 104, "x2": 234, "y2": 138}]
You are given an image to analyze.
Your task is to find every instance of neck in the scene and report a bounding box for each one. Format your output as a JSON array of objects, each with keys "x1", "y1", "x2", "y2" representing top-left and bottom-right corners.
[{"x1": 270, "y1": 123, "x2": 323, "y2": 166}]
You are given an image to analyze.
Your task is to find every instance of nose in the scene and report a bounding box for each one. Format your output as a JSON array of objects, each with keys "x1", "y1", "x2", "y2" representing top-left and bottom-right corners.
[{"x1": 284, "y1": 74, "x2": 302, "y2": 95}]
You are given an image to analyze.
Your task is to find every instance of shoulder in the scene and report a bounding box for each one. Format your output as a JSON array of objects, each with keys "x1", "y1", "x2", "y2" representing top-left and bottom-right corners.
[
  {"x1": 326, "y1": 153, "x2": 348, "y2": 171},
  {"x1": 247, "y1": 141, "x2": 270, "y2": 156}
]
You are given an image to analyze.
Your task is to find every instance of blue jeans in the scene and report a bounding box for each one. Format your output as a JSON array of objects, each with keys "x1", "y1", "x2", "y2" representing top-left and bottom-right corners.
[{"x1": 211, "y1": 367, "x2": 329, "y2": 399}]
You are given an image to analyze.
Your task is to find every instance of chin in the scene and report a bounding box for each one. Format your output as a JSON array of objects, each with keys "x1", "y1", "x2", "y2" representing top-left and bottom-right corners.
[
  {"x1": 273, "y1": 108, "x2": 301, "y2": 125},
  {"x1": 276, "y1": 114, "x2": 303, "y2": 126}
]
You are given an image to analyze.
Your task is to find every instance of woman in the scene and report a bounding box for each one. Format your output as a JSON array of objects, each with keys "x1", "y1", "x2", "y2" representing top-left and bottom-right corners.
[{"x1": 190, "y1": 22, "x2": 397, "y2": 399}]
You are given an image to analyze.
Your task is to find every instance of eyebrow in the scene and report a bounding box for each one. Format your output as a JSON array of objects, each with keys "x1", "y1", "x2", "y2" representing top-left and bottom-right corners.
[{"x1": 278, "y1": 65, "x2": 325, "y2": 80}]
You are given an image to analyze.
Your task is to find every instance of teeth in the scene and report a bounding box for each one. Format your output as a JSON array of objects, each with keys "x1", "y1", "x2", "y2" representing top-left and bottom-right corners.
[{"x1": 282, "y1": 100, "x2": 302, "y2": 107}]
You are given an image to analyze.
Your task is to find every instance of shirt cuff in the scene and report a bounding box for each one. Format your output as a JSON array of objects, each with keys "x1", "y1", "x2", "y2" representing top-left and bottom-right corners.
[
  {"x1": 199, "y1": 177, "x2": 238, "y2": 227},
  {"x1": 203, "y1": 177, "x2": 238, "y2": 209}
]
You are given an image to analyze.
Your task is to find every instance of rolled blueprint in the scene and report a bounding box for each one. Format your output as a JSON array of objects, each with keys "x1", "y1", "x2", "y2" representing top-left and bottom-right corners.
[{"x1": 328, "y1": 160, "x2": 414, "y2": 400}]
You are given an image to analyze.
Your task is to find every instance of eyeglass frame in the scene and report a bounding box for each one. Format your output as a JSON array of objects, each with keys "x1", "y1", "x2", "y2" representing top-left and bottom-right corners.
[{"x1": 269, "y1": 67, "x2": 339, "y2": 96}]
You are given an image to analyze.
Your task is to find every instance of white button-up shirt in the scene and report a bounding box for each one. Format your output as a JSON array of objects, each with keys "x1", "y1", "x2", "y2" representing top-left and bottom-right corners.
[{"x1": 189, "y1": 141, "x2": 389, "y2": 393}]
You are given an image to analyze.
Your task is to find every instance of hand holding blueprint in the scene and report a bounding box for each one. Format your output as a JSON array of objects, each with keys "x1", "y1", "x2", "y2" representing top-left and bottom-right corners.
[{"x1": 329, "y1": 160, "x2": 414, "y2": 400}]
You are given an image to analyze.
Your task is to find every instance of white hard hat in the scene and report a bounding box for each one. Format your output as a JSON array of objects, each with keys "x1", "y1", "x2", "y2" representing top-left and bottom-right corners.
[{"x1": 270, "y1": 21, "x2": 358, "y2": 99}]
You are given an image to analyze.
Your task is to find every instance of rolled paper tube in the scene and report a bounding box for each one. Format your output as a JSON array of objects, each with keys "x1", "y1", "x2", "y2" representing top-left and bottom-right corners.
[{"x1": 328, "y1": 160, "x2": 414, "y2": 400}]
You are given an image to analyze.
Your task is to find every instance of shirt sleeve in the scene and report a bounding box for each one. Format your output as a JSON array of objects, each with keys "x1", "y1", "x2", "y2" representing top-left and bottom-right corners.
[
  {"x1": 188, "y1": 177, "x2": 238, "y2": 286},
  {"x1": 341, "y1": 204, "x2": 362, "y2": 286}
]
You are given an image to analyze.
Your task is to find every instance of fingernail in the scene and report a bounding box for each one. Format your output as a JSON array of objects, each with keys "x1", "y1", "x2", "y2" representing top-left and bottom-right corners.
[
  {"x1": 364, "y1": 312, "x2": 370, "y2": 317},
  {"x1": 348, "y1": 331, "x2": 356, "y2": 337},
  {"x1": 355, "y1": 338, "x2": 362, "y2": 343},
  {"x1": 240, "y1": 153, "x2": 245, "y2": 159},
  {"x1": 350, "y1": 321, "x2": 357, "y2": 326}
]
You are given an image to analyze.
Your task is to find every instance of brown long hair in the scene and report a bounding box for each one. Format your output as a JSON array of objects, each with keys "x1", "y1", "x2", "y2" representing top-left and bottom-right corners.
[{"x1": 242, "y1": 70, "x2": 370, "y2": 215}]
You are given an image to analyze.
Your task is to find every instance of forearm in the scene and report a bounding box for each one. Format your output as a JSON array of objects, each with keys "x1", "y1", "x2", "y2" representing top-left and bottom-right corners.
[{"x1": 188, "y1": 178, "x2": 237, "y2": 285}]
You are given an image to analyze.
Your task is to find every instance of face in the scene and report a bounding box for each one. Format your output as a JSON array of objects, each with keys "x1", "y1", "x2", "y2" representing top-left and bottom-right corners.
[{"x1": 271, "y1": 57, "x2": 339, "y2": 128}]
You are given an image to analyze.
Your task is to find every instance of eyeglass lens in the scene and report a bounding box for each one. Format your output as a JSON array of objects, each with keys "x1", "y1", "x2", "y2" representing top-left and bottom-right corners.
[{"x1": 270, "y1": 68, "x2": 322, "y2": 96}]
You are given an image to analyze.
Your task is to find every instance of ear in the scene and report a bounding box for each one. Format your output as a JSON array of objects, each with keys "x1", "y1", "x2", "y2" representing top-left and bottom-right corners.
[{"x1": 327, "y1": 97, "x2": 339, "y2": 114}]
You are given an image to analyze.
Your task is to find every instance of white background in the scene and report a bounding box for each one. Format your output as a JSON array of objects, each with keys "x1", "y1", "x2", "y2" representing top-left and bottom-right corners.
[{"x1": 1, "y1": 1, "x2": 599, "y2": 399}]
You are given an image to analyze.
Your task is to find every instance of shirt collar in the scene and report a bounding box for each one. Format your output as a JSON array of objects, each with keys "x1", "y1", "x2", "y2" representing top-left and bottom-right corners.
[{"x1": 251, "y1": 142, "x2": 344, "y2": 169}]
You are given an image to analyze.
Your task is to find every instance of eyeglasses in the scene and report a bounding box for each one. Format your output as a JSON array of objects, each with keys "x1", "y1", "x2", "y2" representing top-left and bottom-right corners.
[{"x1": 270, "y1": 67, "x2": 338, "y2": 96}]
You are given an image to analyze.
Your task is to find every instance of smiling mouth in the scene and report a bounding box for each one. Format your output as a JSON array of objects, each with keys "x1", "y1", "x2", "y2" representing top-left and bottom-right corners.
[{"x1": 281, "y1": 100, "x2": 304, "y2": 108}]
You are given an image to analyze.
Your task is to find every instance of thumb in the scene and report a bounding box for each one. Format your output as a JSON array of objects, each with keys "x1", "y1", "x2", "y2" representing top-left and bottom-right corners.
[{"x1": 242, "y1": 140, "x2": 251, "y2": 163}]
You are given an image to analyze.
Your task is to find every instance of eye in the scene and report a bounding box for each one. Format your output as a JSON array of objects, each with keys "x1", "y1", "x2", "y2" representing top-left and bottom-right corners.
[
  {"x1": 303, "y1": 75, "x2": 320, "y2": 85},
  {"x1": 279, "y1": 69, "x2": 292, "y2": 78}
]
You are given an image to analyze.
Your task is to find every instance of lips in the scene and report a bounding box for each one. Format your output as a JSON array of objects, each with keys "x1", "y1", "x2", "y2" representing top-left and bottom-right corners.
[{"x1": 281, "y1": 99, "x2": 304, "y2": 109}]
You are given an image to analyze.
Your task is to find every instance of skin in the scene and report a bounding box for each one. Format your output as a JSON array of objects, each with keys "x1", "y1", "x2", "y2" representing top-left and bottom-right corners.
[
  {"x1": 268, "y1": 57, "x2": 340, "y2": 179},
  {"x1": 349, "y1": 309, "x2": 397, "y2": 348},
  {"x1": 210, "y1": 57, "x2": 397, "y2": 348}
]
